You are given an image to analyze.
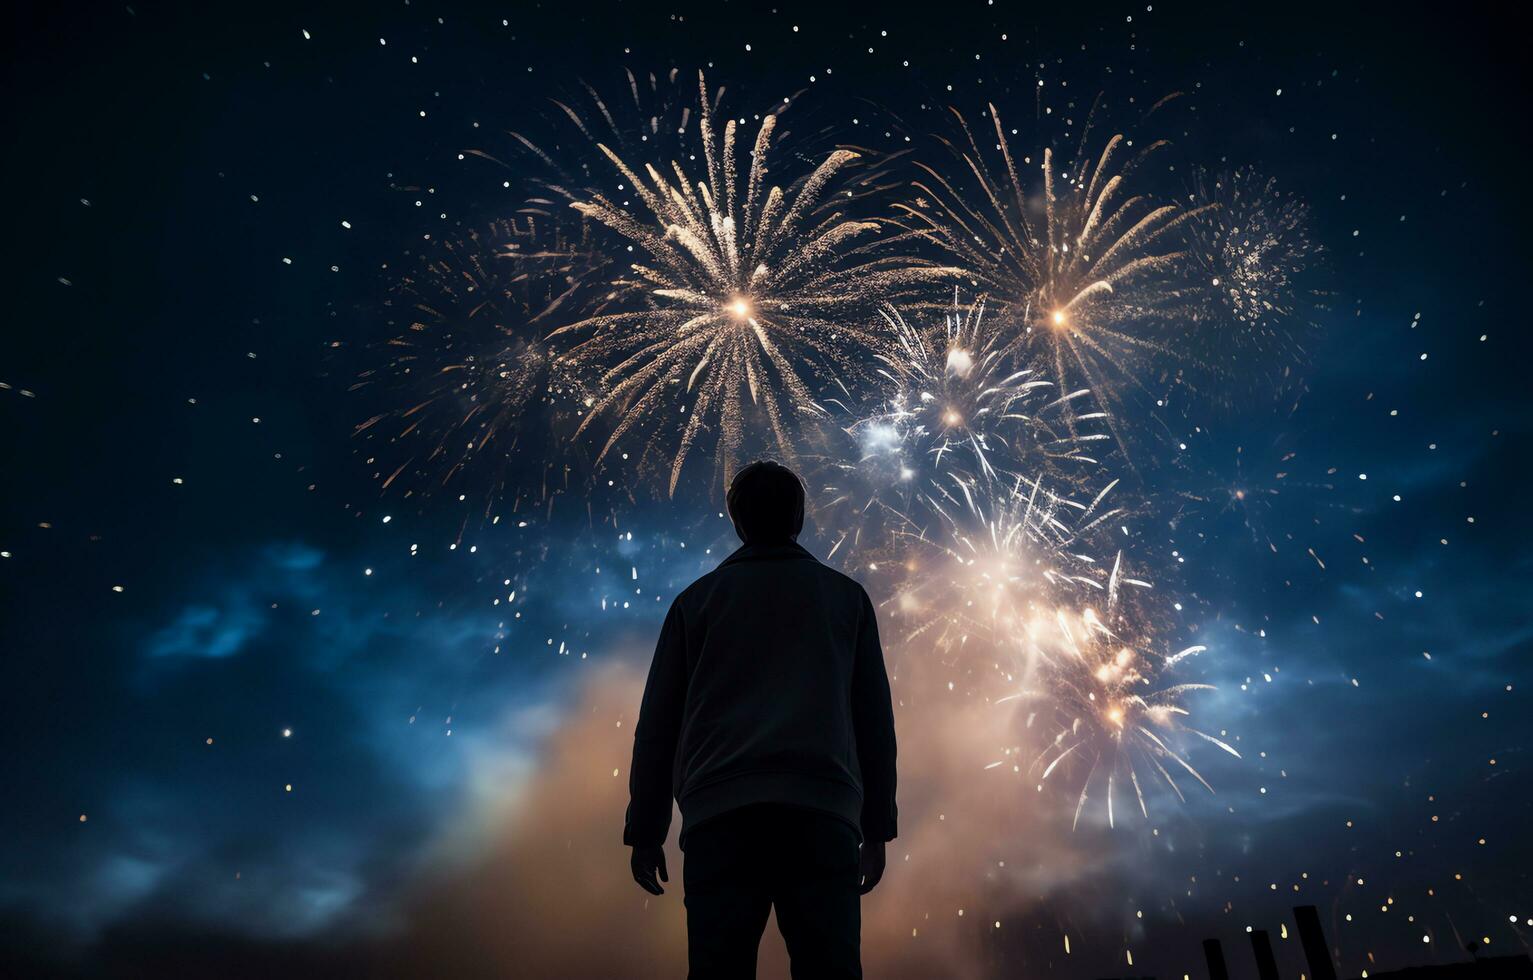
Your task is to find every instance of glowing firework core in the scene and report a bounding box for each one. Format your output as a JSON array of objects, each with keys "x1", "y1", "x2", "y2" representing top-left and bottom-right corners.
[{"x1": 726, "y1": 296, "x2": 754, "y2": 321}]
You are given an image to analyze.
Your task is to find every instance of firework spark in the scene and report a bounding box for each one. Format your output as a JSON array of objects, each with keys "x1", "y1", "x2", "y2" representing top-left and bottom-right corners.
[
  {"x1": 896, "y1": 99, "x2": 1208, "y2": 452},
  {"x1": 551, "y1": 72, "x2": 953, "y2": 494},
  {"x1": 354, "y1": 219, "x2": 591, "y2": 515}
]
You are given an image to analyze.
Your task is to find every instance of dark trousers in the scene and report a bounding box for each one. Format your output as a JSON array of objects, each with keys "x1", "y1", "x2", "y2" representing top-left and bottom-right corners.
[{"x1": 682, "y1": 803, "x2": 862, "y2": 979}]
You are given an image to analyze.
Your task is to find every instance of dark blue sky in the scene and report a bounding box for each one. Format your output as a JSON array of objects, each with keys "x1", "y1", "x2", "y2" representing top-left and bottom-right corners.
[{"x1": 3, "y1": 2, "x2": 1530, "y2": 977}]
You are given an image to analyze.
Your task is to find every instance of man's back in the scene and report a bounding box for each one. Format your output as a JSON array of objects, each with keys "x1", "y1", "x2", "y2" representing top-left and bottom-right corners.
[
  {"x1": 623, "y1": 460, "x2": 897, "y2": 979},
  {"x1": 637, "y1": 542, "x2": 895, "y2": 847}
]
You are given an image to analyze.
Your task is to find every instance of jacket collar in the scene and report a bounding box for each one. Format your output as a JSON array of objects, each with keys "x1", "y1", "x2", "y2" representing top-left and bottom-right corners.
[{"x1": 719, "y1": 540, "x2": 818, "y2": 567}]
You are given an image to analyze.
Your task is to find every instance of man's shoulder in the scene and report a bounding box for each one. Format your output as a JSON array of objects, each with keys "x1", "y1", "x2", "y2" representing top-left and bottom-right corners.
[
  {"x1": 812, "y1": 561, "x2": 872, "y2": 600},
  {"x1": 674, "y1": 568, "x2": 720, "y2": 604},
  {"x1": 787, "y1": 559, "x2": 873, "y2": 613},
  {"x1": 678, "y1": 550, "x2": 870, "y2": 610}
]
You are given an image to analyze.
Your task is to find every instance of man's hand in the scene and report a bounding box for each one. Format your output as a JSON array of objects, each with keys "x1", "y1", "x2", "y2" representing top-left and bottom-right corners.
[
  {"x1": 630, "y1": 844, "x2": 668, "y2": 895},
  {"x1": 858, "y1": 839, "x2": 886, "y2": 895}
]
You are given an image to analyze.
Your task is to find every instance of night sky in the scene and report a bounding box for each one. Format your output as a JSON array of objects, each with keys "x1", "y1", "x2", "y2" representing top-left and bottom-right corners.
[{"x1": 4, "y1": 2, "x2": 1530, "y2": 978}]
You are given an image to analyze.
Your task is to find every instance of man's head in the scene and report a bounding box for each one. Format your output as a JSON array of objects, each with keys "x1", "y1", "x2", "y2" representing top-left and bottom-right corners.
[{"x1": 726, "y1": 460, "x2": 806, "y2": 545}]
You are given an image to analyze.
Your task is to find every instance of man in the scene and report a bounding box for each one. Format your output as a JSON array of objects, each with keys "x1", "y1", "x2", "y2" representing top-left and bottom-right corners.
[{"x1": 624, "y1": 459, "x2": 898, "y2": 979}]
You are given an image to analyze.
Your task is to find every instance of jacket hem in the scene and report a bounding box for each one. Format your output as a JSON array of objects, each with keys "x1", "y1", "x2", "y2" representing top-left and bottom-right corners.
[{"x1": 678, "y1": 771, "x2": 863, "y2": 847}]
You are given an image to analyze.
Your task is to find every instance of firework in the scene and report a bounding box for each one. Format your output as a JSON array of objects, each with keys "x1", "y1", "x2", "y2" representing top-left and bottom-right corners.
[
  {"x1": 861, "y1": 297, "x2": 1105, "y2": 484},
  {"x1": 895, "y1": 99, "x2": 1207, "y2": 451},
  {"x1": 550, "y1": 72, "x2": 953, "y2": 494},
  {"x1": 1023, "y1": 595, "x2": 1240, "y2": 830},
  {"x1": 1184, "y1": 166, "x2": 1325, "y2": 388},
  {"x1": 820, "y1": 296, "x2": 1105, "y2": 561},
  {"x1": 889, "y1": 471, "x2": 1124, "y2": 663},
  {"x1": 882, "y1": 470, "x2": 1236, "y2": 826},
  {"x1": 366, "y1": 73, "x2": 1259, "y2": 831},
  {"x1": 354, "y1": 218, "x2": 592, "y2": 515}
]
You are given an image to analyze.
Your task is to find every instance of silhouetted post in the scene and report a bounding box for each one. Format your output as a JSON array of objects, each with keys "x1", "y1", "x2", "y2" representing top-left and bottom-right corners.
[
  {"x1": 1205, "y1": 938, "x2": 1231, "y2": 980},
  {"x1": 1251, "y1": 929, "x2": 1280, "y2": 980},
  {"x1": 1293, "y1": 906, "x2": 1338, "y2": 980}
]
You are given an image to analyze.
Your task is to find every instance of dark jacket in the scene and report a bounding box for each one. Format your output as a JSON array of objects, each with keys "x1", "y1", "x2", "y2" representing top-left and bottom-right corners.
[{"x1": 623, "y1": 541, "x2": 898, "y2": 848}]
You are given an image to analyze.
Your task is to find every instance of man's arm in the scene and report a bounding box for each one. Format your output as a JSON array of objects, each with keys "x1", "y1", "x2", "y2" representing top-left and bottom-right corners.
[
  {"x1": 851, "y1": 589, "x2": 898, "y2": 846},
  {"x1": 624, "y1": 598, "x2": 688, "y2": 851}
]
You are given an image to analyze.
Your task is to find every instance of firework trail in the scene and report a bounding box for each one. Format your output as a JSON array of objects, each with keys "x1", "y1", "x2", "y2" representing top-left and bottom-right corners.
[
  {"x1": 548, "y1": 72, "x2": 954, "y2": 494},
  {"x1": 894, "y1": 97, "x2": 1209, "y2": 454},
  {"x1": 483, "y1": 66, "x2": 711, "y2": 224},
  {"x1": 497, "y1": 64, "x2": 900, "y2": 209},
  {"x1": 354, "y1": 219, "x2": 593, "y2": 516},
  {"x1": 1184, "y1": 166, "x2": 1326, "y2": 392}
]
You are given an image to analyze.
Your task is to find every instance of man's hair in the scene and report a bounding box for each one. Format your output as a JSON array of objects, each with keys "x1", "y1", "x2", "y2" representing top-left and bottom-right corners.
[{"x1": 726, "y1": 460, "x2": 806, "y2": 544}]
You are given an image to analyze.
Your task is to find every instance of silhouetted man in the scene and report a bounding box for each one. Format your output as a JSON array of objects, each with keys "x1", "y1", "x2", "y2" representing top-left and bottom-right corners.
[{"x1": 625, "y1": 460, "x2": 898, "y2": 979}]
